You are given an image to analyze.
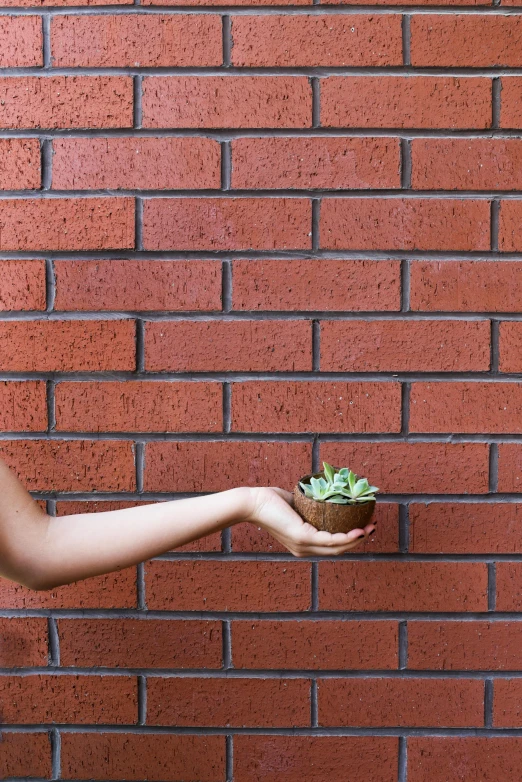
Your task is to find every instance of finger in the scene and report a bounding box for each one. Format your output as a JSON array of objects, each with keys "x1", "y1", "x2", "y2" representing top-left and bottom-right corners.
[{"x1": 299, "y1": 527, "x2": 368, "y2": 547}]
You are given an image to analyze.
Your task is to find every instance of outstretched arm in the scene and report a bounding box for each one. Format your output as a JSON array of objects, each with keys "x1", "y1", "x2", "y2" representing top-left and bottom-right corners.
[{"x1": 0, "y1": 460, "x2": 375, "y2": 591}]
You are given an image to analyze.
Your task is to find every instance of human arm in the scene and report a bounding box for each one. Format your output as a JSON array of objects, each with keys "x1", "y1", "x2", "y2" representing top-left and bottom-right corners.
[{"x1": 0, "y1": 459, "x2": 375, "y2": 590}]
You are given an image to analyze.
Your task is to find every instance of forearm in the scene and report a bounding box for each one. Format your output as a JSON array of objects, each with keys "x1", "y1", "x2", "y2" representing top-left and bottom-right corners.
[{"x1": 0, "y1": 460, "x2": 251, "y2": 589}]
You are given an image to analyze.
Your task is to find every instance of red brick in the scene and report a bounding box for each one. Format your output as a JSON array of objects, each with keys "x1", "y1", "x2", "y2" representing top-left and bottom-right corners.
[
  {"x1": 0, "y1": 380, "x2": 47, "y2": 431},
  {"x1": 145, "y1": 560, "x2": 312, "y2": 611},
  {"x1": 0, "y1": 320, "x2": 135, "y2": 371},
  {"x1": 410, "y1": 503, "x2": 522, "y2": 554},
  {"x1": 232, "y1": 620, "x2": 398, "y2": 669},
  {"x1": 320, "y1": 198, "x2": 490, "y2": 251},
  {"x1": 0, "y1": 733, "x2": 51, "y2": 779},
  {"x1": 320, "y1": 442, "x2": 489, "y2": 494},
  {"x1": 410, "y1": 260, "x2": 522, "y2": 312},
  {"x1": 412, "y1": 139, "x2": 522, "y2": 190},
  {"x1": 494, "y1": 680, "x2": 522, "y2": 727},
  {"x1": 496, "y1": 563, "x2": 522, "y2": 611},
  {"x1": 52, "y1": 138, "x2": 220, "y2": 190},
  {"x1": 411, "y1": 15, "x2": 522, "y2": 67},
  {"x1": 0, "y1": 198, "x2": 134, "y2": 251},
  {"x1": 500, "y1": 322, "x2": 522, "y2": 372},
  {"x1": 234, "y1": 736, "x2": 398, "y2": 782},
  {"x1": 56, "y1": 500, "x2": 222, "y2": 552},
  {"x1": 318, "y1": 678, "x2": 484, "y2": 727},
  {"x1": 54, "y1": 259, "x2": 221, "y2": 312},
  {"x1": 142, "y1": 76, "x2": 312, "y2": 128},
  {"x1": 408, "y1": 738, "x2": 522, "y2": 782},
  {"x1": 0, "y1": 617, "x2": 48, "y2": 667},
  {"x1": 143, "y1": 0, "x2": 309, "y2": 5},
  {"x1": 320, "y1": 561, "x2": 487, "y2": 612},
  {"x1": 0, "y1": 259, "x2": 45, "y2": 310},
  {"x1": 143, "y1": 198, "x2": 311, "y2": 251},
  {"x1": 55, "y1": 381, "x2": 222, "y2": 432},
  {"x1": 143, "y1": 440, "x2": 312, "y2": 493},
  {"x1": 0, "y1": 0, "x2": 131, "y2": 5},
  {"x1": 320, "y1": 319, "x2": 490, "y2": 371},
  {"x1": 0, "y1": 440, "x2": 136, "y2": 492},
  {"x1": 0, "y1": 16, "x2": 42, "y2": 66},
  {"x1": 0, "y1": 138, "x2": 40, "y2": 189},
  {"x1": 145, "y1": 320, "x2": 312, "y2": 372},
  {"x1": 58, "y1": 619, "x2": 222, "y2": 668},
  {"x1": 231, "y1": 137, "x2": 401, "y2": 190},
  {"x1": 231, "y1": 15, "x2": 402, "y2": 66},
  {"x1": 322, "y1": 0, "x2": 483, "y2": 5},
  {"x1": 61, "y1": 734, "x2": 225, "y2": 782},
  {"x1": 498, "y1": 444, "x2": 522, "y2": 492},
  {"x1": 0, "y1": 569, "x2": 136, "y2": 609},
  {"x1": 498, "y1": 200, "x2": 522, "y2": 251},
  {"x1": 410, "y1": 382, "x2": 522, "y2": 433},
  {"x1": 501, "y1": 78, "x2": 522, "y2": 128},
  {"x1": 51, "y1": 14, "x2": 222, "y2": 67},
  {"x1": 232, "y1": 259, "x2": 401, "y2": 311},
  {"x1": 0, "y1": 76, "x2": 133, "y2": 129},
  {"x1": 232, "y1": 503, "x2": 400, "y2": 554},
  {"x1": 231, "y1": 381, "x2": 402, "y2": 433},
  {"x1": 0, "y1": 675, "x2": 137, "y2": 724},
  {"x1": 408, "y1": 622, "x2": 522, "y2": 670},
  {"x1": 321, "y1": 76, "x2": 492, "y2": 129},
  {"x1": 147, "y1": 677, "x2": 310, "y2": 727}
]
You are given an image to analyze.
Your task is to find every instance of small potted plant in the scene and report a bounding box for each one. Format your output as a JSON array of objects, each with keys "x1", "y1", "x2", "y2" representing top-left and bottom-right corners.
[{"x1": 294, "y1": 461, "x2": 379, "y2": 534}]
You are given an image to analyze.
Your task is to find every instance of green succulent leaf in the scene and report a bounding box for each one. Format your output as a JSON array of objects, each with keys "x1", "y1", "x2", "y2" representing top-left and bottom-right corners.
[
  {"x1": 326, "y1": 496, "x2": 351, "y2": 504},
  {"x1": 348, "y1": 470, "x2": 357, "y2": 492},
  {"x1": 322, "y1": 461, "x2": 335, "y2": 484}
]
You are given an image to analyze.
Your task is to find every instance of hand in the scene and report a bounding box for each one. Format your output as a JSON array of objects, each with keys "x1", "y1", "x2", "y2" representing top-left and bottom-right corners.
[{"x1": 244, "y1": 486, "x2": 376, "y2": 557}]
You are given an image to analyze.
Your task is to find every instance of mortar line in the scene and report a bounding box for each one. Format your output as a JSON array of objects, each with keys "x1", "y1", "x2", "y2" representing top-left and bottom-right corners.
[
  {"x1": 311, "y1": 77, "x2": 320, "y2": 127},
  {"x1": 311, "y1": 562, "x2": 319, "y2": 611},
  {"x1": 491, "y1": 199, "x2": 500, "y2": 252},
  {"x1": 222, "y1": 526, "x2": 232, "y2": 554},
  {"x1": 46, "y1": 499, "x2": 57, "y2": 517},
  {"x1": 135, "y1": 197, "x2": 144, "y2": 251},
  {"x1": 221, "y1": 140, "x2": 232, "y2": 190},
  {"x1": 490, "y1": 319, "x2": 500, "y2": 374},
  {"x1": 223, "y1": 620, "x2": 232, "y2": 669},
  {"x1": 400, "y1": 138, "x2": 412, "y2": 190},
  {"x1": 47, "y1": 617, "x2": 60, "y2": 666},
  {"x1": 41, "y1": 139, "x2": 53, "y2": 190},
  {"x1": 399, "y1": 503, "x2": 409, "y2": 554},
  {"x1": 222, "y1": 258, "x2": 232, "y2": 312},
  {"x1": 398, "y1": 736, "x2": 408, "y2": 782},
  {"x1": 223, "y1": 382, "x2": 231, "y2": 433},
  {"x1": 489, "y1": 442, "x2": 499, "y2": 493},
  {"x1": 398, "y1": 621, "x2": 408, "y2": 669},
  {"x1": 44, "y1": 258, "x2": 56, "y2": 312},
  {"x1": 4, "y1": 5, "x2": 522, "y2": 13},
  {"x1": 138, "y1": 675, "x2": 147, "y2": 725},
  {"x1": 312, "y1": 320, "x2": 320, "y2": 371},
  {"x1": 312, "y1": 435, "x2": 320, "y2": 473},
  {"x1": 312, "y1": 197, "x2": 320, "y2": 251},
  {"x1": 137, "y1": 562, "x2": 147, "y2": 610},
  {"x1": 311, "y1": 679, "x2": 319, "y2": 726},
  {"x1": 46, "y1": 379, "x2": 56, "y2": 433},
  {"x1": 488, "y1": 562, "x2": 497, "y2": 612},
  {"x1": 50, "y1": 728, "x2": 61, "y2": 781},
  {"x1": 401, "y1": 15, "x2": 411, "y2": 67},
  {"x1": 223, "y1": 15, "x2": 232, "y2": 67},
  {"x1": 492, "y1": 76, "x2": 501, "y2": 126},
  {"x1": 133, "y1": 74, "x2": 143, "y2": 129},
  {"x1": 401, "y1": 258, "x2": 410, "y2": 312},
  {"x1": 401, "y1": 381, "x2": 410, "y2": 436},
  {"x1": 42, "y1": 15, "x2": 51, "y2": 69},
  {"x1": 485, "y1": 679, "x2": 494, "y2": 728},
  {"x1": 135, "y1": 441, "x2": 145, "y2": 495},
  {"x1": 135, "y1": 318, "x2": 145, "y2": 374},
  {"x1": 226, "y1": 734, "x2": 234, "y2": 782}
]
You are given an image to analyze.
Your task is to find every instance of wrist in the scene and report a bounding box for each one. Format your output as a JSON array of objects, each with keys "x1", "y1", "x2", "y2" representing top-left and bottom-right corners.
[{"x1": 218, "y1": 486, "x2": 255, "y2": 528}]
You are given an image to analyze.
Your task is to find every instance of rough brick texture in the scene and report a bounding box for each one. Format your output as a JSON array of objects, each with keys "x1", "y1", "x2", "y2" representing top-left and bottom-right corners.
[{"x1": 0, "y1": 3, "x2": 518, "y2": 779}]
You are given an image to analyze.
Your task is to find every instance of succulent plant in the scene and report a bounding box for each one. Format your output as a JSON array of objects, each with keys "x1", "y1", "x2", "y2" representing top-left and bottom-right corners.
[{"x1": 299, "y1": 461, "x2": 379, "y2": 504}]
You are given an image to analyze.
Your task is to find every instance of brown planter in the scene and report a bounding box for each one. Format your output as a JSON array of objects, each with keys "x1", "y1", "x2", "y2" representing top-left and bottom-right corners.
[{"x1": 293, "y1": 468, "x2": 376, "y2": 534}]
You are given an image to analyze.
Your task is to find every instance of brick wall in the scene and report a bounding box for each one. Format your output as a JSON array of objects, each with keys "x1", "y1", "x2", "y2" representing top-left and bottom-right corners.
[{"x1": 0, "y1": 1, "x2": 522, "y2": 780}]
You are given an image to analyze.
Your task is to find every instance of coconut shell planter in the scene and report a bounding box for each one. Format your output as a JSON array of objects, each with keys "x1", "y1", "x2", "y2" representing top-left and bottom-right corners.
[{"x1": 293, "y1": 461, "x2": 379, "y2": 534}]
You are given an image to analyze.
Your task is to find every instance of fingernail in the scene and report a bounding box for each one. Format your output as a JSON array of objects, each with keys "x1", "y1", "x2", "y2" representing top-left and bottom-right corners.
[
  {"x1": 369, "y1": 530, "x2": 376, "y2": 536},
  {"x1": 358, "y1": 534, "x2": 365, "y2": 539}
]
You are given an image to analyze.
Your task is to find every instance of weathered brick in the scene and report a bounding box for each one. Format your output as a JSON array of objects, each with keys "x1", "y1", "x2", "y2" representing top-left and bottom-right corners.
[
  {"x1": 321, "y1": 76, "x2": 492, "y2": 128},
  {"x1": 0, "y1": 733, "x2": 51, "y2": 779},
  {"x1": 51, "y1": 14, "x2": 222, "y2": 66},
  {"x1": 143, "y1": 440, "x2": 312, "y2": 493},
  {"x1": 501, "y1": 78, "x2": 522, "y2": 128},
  {"x1": 0, "y1": 259, "x2": 45, "y2": 310},
  {"x1": 231, "y1": 137, "x2": 401, "y2": 189},
  {"x1": 143, "y1": 198, "x2": 311, "y2": 251},
  {"x1": 498, "y1": 444, "x2": 522, "y2": 492},
  {"x1": 234, "y1": 736, "x2": 399, "y2": 782},
  {"x1": 0, "y1": 569, "x2": 137, "y2": 609},
  {"x1": 55, "y1": 381, "x2": 222, "y2": 432},
  {"x1": 320, "y1": 561, "x2": 487, "y2": 611},
  {"x1": 231, "y1": 381, "x2": 402, "y2": 433},
  {"x1": 143, "y1": 76, "x2": 311, "y2": 128},
  {"x1": 320, "y1": 198, "x2": 490, "y2": 251},
  {"x1": 0, "y1": 381, "x2": 47, "y2": 431},
  {"x1": 494, "y1": 680, "x2": 522, "y2": 727},
  {"x1": 0, "y1": 617, "x2": 48, "y2": 667},
  {"x1": 232, "y1": 259, "x2": 401, "y2": 311},
  {"x1": 231, "y1": 15, "x2": 402, "y2": 66},
  {"x1": 0, "y1": 138, "x2": 41, "y2": 189},
  {"x1": 408, "y1": 738, "x2": 522, "y2": 781},
  {"x1": 52, "y1": 138, "x2": 220, "y2": 190},
  {"x1": 145, "y1": 560, "x2": 312, "y2": 611},
  {"x1": 145, "y1": 320, "x2": 312, "y2": 371},
  {"x1": 320, "y1": 319, "x2": 490, "y2": 371},
  {"x1": 0, "y1": 440, "x2": 136, "y2": 492},
  {"x1": 408, "y1": 622, "x2": 522, "y2": 670},
  {"x1": 410, "y1": 382, "x2": 522, "y2": 433},
  {"x1": 411, "y1": 15, "x2": 522, "y2": 67},
  {"x1": 410, "y1": 260, "x2": 522, "y2": 311},
  {"x1": 232, "y1": 621, "x2": 399, "y2": 669},
  {"x1": 0, "y1": 675, "x2": 137, "y2": 724},
  {"x1": 318, "y1": 678, "x2": 484, "y2": 727},
  {"x1": 147, "y1": 677, "x2": 311, "y2": 727},
  {"x1": 0, "y1": 198, "x2": 134, "y2": 251},
  {"x1": 0, "y1": 320, "x2": 135, "y2": 371},
  {"x1": 496, "y1": 563, "x2": 522, "y2": 611},
  {"x1": 500, "y1": 322, "x2": 522, "y2": 372},
  {"x1": 0, "y1": 16, "x2": 42, "y2": 66},
  {"x1": 410, "y1": 503, "x2": 522, "y2": 554},
  {"x1": 0, "y1": 76, "x2": 133, "y2": 129},
  {"x1": 61, "y1": 734, "x2": 225, "y2": 782},
  {"x1": 412, "y1": 139, "x2": 522, "y2": 190},
  {"x1": 53, "y1": 259, "x2": 221, "y2": 311},
  {"x1": 58, "y1": 619, "x2": 222, "y2": 668}
]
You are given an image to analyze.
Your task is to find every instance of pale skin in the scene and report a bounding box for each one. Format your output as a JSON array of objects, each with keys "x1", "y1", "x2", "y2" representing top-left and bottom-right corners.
[{"x1": 0, "y1": 459, "x2": 376, "y2": 591}]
